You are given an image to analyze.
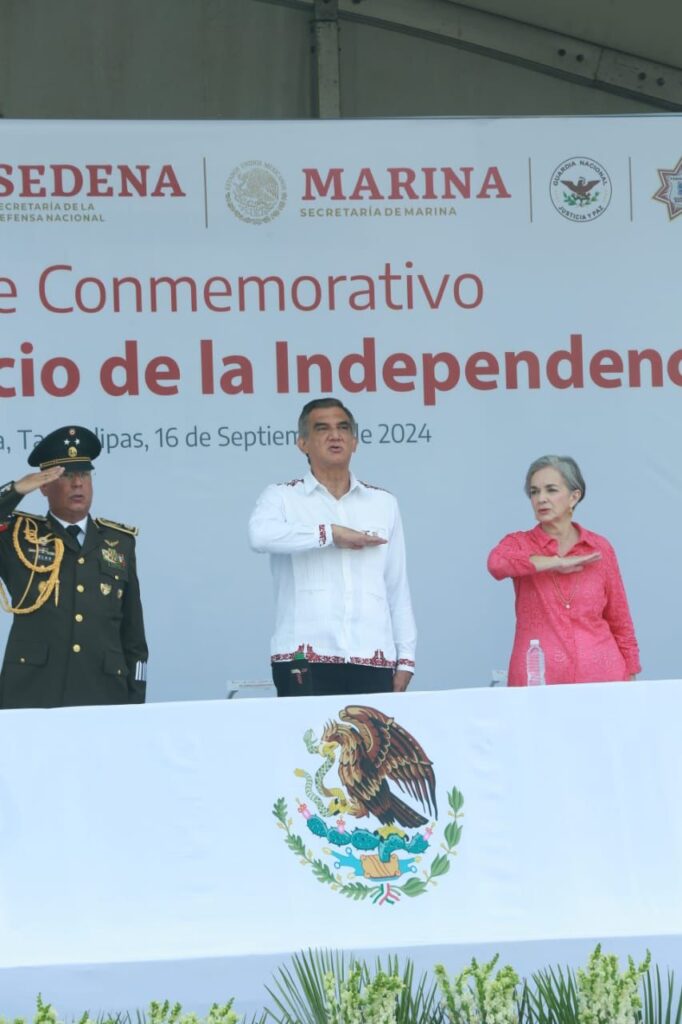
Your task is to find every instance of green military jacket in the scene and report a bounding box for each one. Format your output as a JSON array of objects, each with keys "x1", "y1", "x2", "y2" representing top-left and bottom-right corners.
[{"x1": 0, "y1": 481, "x2": 148, "y2": 708}]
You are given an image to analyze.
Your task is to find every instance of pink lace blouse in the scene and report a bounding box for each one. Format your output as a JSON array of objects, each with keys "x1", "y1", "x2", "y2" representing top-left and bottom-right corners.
[{"x1": 487, "y1": 523, "x2": 641, "y2": 686}]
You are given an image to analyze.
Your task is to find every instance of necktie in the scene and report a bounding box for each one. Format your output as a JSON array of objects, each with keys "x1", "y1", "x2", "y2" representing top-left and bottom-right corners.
[{"x1": 66, "y1": 524, "x2": 81, "y2": 547}]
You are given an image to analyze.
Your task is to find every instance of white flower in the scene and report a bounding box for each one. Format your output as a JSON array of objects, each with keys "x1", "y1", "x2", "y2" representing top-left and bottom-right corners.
[{"x1": 435, "y1": 956, "x2": 519, "y2": 1024}]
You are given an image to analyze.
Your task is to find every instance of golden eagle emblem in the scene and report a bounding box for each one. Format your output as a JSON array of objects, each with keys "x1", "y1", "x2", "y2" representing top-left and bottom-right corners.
[{"x1": 321, "y1": 705, "x2": 437, "y2": 828}]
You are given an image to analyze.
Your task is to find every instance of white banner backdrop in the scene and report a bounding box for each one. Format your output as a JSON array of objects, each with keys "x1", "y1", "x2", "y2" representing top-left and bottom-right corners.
[
  {"x1": 0, "y1": 116, "x2": 681, "y2": 697},
  {"x1": 0, "y1": 681, "x2": 679, "y2": 1015}
]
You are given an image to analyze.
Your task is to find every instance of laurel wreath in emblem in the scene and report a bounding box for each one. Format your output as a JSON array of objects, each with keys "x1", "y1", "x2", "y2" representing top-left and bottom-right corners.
[
  {"x1": 562, "y1": 190, "x2": 599, "y2": 208},
  {"x1": 225, "y1": 160, "x2": 286, "y2": 224},
  {"x1": 273, "y1": 786, "x2": 463, "y2": 905},
  {"x1": 272, "y1": 706, "x2": 464, "y2": 906}
]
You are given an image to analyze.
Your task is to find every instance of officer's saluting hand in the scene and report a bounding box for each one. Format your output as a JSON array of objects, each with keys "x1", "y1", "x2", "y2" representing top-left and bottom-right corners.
[{"x1": 0, "y1": 425, "x2": 148, "y2": 709}]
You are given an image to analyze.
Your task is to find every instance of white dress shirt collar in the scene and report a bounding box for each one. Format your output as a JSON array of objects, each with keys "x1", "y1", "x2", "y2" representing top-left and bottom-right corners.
[
  {"x1": 51, "y1": 513, "x2": 89, "y2": 535},
  {"x1": 304, "y1": 469, "x2": 361, "y2": 497}
]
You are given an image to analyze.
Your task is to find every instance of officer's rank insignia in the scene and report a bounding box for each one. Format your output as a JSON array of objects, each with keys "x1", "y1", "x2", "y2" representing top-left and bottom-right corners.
[
  {"x1": 100, "y1": 582, "x2": 112, "y2": 596},
  {"x1": 101, "y1": 547, "x2": 126, "y2": 569},
  {"x1": 116, "y1": 588, "x2": 123, "y2": 599},
  {"x1": 104, "y1": 538, "x2": 119, "y2": 547}
]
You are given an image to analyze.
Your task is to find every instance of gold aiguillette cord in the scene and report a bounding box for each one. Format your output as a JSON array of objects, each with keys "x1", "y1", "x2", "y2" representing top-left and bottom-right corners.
[{"x1": 0, "y1": 517, "x2": 65, "y2": 614}]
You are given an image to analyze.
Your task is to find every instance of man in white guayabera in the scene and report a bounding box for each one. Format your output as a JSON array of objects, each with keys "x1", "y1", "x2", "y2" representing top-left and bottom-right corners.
[{"x1": 248, "y1": 398, "x2": 416, "y2": 698}]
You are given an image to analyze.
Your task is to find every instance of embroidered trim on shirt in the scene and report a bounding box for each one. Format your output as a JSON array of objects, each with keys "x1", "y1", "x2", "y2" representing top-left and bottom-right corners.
[
  {"x1": 359, "y1": 480, "x2": 391, "y2": 493},
  {"x1": 318, "y1": 524, "x2": 327, "y2": 546},
  {"x1": 272, "y1": 646, "x2": 344, "y2": 665},
  {"x1": 350, "y1": 649, "x2": 396, "y2": 669},
  {"x1": 272, "y1": 644, "x2": 397, "y2": 669},
  {"x1": 281, "y1": 478, "x2": 304, "y2": 487},
  {"x1": 397, "y1": 658, "x2": 416, "y2": 669}
]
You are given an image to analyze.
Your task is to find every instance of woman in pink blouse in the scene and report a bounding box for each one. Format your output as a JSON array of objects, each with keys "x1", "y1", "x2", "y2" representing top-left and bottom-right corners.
[{"x1": 487, "y1": 455, "x2": 641, "y2": 686}]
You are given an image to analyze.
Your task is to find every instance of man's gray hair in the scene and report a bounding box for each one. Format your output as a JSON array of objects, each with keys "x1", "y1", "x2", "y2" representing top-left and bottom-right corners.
[
  {"x1": 524, "y1": 455, "x2": 586, "y2": 504},
  {"x1": 298, "y1": 398, "x2": 358, "y2": 439}
]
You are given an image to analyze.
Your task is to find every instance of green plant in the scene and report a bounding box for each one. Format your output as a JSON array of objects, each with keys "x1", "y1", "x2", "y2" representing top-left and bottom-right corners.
[
  {"x1": 389, "y1": 958, "x2": 445, "y2": 1024},
  {"x1": 640, "y1": 964, "x2": 682, "y2": 1024},
  {"x1": 142, "y1": 1001, "x2": 266, "y2": 1024},
  {"x1": 526, "y1": 963, "x2": 579, "y2": 1023},
  {"x1": 0, "y1": 998, "x2": 264, "y2": 1024},
  {"x1": 4, "y1": 950, "x2": 680, "y2": 1024},
  {"x1": 434, "y1": 954, "x2": 521, "y2": 1023},
  {"x1": 322, "y1": 962, "x2": 402, "y2": 1024},
  {"x1": 266, "y1": 950, "x2": 442, "y2": 1024},
  {"x1": 0, "y1": 992, "x2": 53, "y2": 1024},
  {"x1": 0, "y1": 996, "x2": 116, "y2": 1024},
  {"x1": 527, "y1": 946, "x2": 652, "y2": 1024},
  {"x1": 576, "y1": 945, "x2": 650, "y2": 1024},
  {"x1": 141, "y1": 1001, "x2": 245, "y2": 1024},
  {"x1": 266, "y1": 948, "x2": 347, "y2": 1024}
]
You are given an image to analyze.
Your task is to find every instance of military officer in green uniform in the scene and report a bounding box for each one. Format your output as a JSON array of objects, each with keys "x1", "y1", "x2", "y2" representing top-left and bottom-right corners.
[{"x1": 0, "y1": 425, "x2": 148, "y2": 708}]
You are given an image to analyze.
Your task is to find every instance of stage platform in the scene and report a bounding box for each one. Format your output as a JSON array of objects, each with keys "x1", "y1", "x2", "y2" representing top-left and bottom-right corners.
[{"x1": 0, "y1": 679, "x2": 680, "y2": 1017}]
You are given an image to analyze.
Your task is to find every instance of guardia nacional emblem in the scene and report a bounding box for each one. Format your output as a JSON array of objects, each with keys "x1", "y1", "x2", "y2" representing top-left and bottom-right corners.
[
  {"x1": 273, "y1": 704, "x2": 464, "y2": 906},
  {"x1": 549, "y1": 156, "x2": 612, "y2": 221}
]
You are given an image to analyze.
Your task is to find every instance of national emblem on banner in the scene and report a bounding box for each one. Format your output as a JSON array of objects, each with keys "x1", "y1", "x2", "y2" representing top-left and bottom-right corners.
[
  {"x1": 549, "y1": 156, "x2": 612, "y2": 221},
  {"x1": 225, "y1": 159, "x2": 287, "y2": 224},
  {"x1": 273, "y1": 704, "x2": 464, "y2": 906},
  {"x1": 653, "y1": 157, "x2": 682, "y2": 220}
]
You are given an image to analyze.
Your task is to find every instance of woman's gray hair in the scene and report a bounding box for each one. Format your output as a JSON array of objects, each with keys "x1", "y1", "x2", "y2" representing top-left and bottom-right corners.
[{"x1": 524, "y1": 455, "x2": 586, "y2": 503}]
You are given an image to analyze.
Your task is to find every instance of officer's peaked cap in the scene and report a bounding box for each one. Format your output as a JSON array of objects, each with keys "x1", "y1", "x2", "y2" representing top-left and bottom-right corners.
[{"x1": 28, "y1": 426, "x2": 102, "y2": 473}]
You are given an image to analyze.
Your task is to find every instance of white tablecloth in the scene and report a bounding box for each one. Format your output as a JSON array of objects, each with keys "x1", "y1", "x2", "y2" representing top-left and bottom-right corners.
[{"x1": 0, "y1": 679, "x2": 680, "y2": 1015}]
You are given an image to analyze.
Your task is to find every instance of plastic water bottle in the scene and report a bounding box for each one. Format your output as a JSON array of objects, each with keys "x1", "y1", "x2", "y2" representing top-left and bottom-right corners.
[{"x1": 526, "y1": 639, "x2": 546, "y2": 686}]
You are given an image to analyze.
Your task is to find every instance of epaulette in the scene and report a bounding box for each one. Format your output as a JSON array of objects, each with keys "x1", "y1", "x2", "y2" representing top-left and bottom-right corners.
[
  {"x1": 95, "y1": 517, "x2": 139, "y2": 537},
  {"x1": 0, "y1": 511, "x2": 48, "y2": 534},
  {"x1": 14, "y1": 511, "x2": 49, "y2": 523}
]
